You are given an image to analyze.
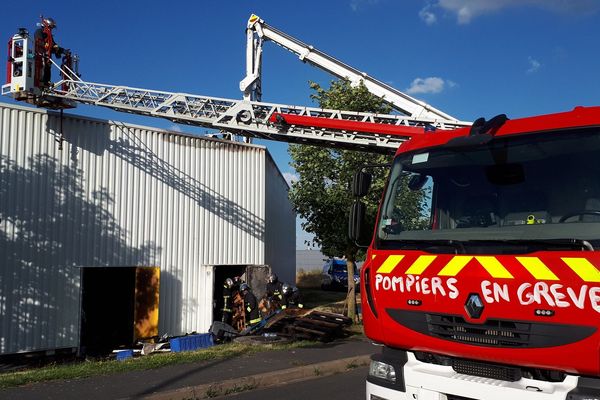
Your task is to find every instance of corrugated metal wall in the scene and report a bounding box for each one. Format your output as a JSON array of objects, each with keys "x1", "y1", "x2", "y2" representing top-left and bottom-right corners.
[
  {"x1": 264, "y1": 156, "x2": 296, "y2": 285},
  {"x1": 0, "y1": 102, "x2": 294, "y2": 354}
]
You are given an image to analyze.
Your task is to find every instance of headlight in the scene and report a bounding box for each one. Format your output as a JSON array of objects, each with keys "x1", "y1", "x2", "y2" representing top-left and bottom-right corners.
[{"x1": 369, "y1": 360, "x2": 396, "y2": 383}]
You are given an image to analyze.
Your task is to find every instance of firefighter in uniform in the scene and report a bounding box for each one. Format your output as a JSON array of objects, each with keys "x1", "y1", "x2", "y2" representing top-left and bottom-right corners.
[
  {"x1": 240, "y1": 283, "x2": 261, "y2": 326},
  {"x1": 266, "y1": 273, "x2": 283, "y2": 307},
  {"x1": 281, "y1": 283, "x2": 304, "y2": 310},
  {"x1": 232, "y1": 275, "x2": 243, "y2": 292},
  {"x1": 221, "y1": 278, "x2": 234, "y2": 324},
  {"x1": 34, "y1": 17, "x2": 64, "y2": 86}
]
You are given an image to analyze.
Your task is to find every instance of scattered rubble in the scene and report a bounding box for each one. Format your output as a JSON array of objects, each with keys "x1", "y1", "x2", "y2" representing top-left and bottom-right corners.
[
  {"x1": 113, "y1": 309, "x2": 352, "y2": 360},
  {"x1": 212, "y1": 309, "x2": 352, "y2": 344}
]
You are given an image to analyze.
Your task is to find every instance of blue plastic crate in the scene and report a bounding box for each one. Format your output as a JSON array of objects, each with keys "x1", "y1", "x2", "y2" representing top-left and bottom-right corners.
[
  {"x1": 116, "y1": 349, "x2": 134, "y2": 361},
  {"x1": 170, "y1": 333, "x2": 214, "y2": 353}
]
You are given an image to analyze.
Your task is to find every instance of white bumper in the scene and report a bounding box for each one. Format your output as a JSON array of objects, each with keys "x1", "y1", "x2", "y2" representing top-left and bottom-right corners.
[{"x1": 366, "y1": 352, "x2": 579, "y2": 400}]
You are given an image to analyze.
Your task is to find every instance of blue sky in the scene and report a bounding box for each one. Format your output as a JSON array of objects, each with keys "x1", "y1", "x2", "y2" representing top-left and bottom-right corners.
[{"x1": 3, "y1": 0, "x2": 600, "y2": 249}]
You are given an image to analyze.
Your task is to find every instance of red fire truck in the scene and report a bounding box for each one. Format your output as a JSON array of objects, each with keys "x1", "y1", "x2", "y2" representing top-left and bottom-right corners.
[{"x1": 351, "y1": 108, "x2": 600, "y2": 399}]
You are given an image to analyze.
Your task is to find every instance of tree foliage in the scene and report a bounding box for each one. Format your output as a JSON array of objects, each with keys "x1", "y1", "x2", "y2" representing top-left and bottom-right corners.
[
  {"x1": 289, "y1": 79, "x2": 430, "y2": 321},
  {"x1": 289, "y1": 80, "x2": 391, "y2": 262}
]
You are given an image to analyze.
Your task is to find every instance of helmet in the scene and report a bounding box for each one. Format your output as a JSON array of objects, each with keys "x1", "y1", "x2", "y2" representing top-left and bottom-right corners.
[
  {"x1": 240, "y1": 283, "x2": 250, "y2": 292},
  {"x1": 282, "y1": 283, "x2": 292, "y2": 295},
  {"x1": 233, "y1": 276, "x2": 242, "y2": 284},
  {"x1": 268, "y1": 273, "x2": 278, "y2": 284},
  {"x1": 224, "y1": 278, "x2": 233, "y2": 288},
  {"x1": 42, "y1": 17, "x2": 57, "y2": 29}
]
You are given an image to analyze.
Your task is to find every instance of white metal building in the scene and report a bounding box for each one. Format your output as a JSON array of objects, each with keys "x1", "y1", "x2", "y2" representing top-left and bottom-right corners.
[{"x1": 0, "y1": 102, "x2": 295, "y2": 356}]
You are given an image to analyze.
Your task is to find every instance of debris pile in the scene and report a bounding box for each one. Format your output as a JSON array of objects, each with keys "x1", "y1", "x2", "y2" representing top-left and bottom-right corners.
[
  {"x1": 113, "y1": 311, "x2": 352, "y2": 360},
  {"x1": 211, "y1": 309, "x2": 352, "y2": 344}
]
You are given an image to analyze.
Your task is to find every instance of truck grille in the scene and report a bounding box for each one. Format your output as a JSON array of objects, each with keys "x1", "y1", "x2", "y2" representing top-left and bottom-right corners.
[
  {"x1": 414, "y1": 351, "x2": 567, "y2": 383},
  {"x1": 452, "y1": 358, "x2": 521, "y2": 381},
  {"x1": 427, "y1": 314, "x2": 529, "y2": 347},
  {"x1": 386, "y1": 309, "x2": 596, "y2": 348}
]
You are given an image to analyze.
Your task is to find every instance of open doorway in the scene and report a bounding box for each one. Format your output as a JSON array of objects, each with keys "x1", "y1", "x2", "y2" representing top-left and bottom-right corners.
[
  {"x1": 211, "y1": 265, "x2": 271, "y2": 323},
  {"x1": 213, "y1": 265, "x2": 247, "y2": 324},
  {"x1": 80, "y1": 267, "x2": 160, "y2": 356}
]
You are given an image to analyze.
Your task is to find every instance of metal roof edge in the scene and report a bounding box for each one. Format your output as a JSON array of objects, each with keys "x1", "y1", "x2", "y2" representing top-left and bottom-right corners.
[{"x1": 0, "y1": 100, "x2": 268, "y2": 152}]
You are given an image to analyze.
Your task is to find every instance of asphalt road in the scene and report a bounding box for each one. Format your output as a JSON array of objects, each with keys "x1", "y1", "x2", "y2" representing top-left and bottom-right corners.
[{"x1": 223, "y1": 366, "x2": 368, "y2": 400}]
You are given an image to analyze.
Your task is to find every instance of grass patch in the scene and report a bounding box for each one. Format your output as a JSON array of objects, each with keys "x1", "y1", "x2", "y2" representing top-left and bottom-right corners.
[
  {"x1": 296, "y1": 269, "x2": 322, "y2": 289},
  {"x1": 0, "y1": 341, "x2": 317, "y2": 390},
  {"x1": 346, "y1": 323, "x2": 365, "y2": 336},
  {"x1": 301, "y1": 288, "x2": 347, "y2": 309},
  {"x1": 223, "y1": 381, "x2": 257, "y2": 396},
  {"x1": 300, "y1": 288, "x2": 362, "y2": 316}
]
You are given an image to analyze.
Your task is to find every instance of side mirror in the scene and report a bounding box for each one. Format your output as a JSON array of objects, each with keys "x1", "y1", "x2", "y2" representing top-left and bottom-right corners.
[
  {"x1": 348, "y1": 200, "x2": 369, "y2": 247},
  {"x1": 352, "y1": 170, "x2": 372, "y2": 198}
]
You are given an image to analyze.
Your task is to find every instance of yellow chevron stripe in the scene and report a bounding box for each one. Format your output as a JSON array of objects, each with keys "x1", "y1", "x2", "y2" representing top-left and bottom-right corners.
[
  {"x1": 405, "y1": 255, "x2": 437, "y2": 275},
  {"x1": 475, "y1": 256, "x2": 514, "y2": 279},
  {"x1": 438, "y1": 256, "x2": 473, "y2": 276},
  {"x1": 516, "y1": 257, "x2": 559, "y2": 281},
  {"x1": 376, "y1": 255, "x2": 404, "y2": 274},
  {"x1": 562, "y1": 258, "x2": 600, "y2": 282}
]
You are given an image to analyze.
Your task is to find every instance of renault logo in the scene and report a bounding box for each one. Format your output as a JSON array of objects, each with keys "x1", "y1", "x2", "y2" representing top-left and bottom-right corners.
[{"x1": 465, "y1": 293, "x2": 484, "y2": 319}]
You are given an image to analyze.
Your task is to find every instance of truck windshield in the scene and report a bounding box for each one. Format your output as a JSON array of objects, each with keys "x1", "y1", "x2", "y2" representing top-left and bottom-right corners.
[{"x1": 376, "y1": 128, "x2": 600, "y2": 252}]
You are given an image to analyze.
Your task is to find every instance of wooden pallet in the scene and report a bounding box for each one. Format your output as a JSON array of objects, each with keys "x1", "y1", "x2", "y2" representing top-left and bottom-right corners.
[{"x1": 261, "y1": 309, "x2": 352, "y2": 342}]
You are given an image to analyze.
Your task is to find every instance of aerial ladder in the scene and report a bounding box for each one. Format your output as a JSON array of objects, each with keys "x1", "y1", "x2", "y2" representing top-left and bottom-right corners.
[{"x1": 3, "y1": 16, "x2": 470, "y2": 154}]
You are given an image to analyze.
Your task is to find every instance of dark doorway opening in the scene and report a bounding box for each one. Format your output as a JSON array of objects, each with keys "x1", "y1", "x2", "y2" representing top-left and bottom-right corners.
[
  {"x1": 211, "y1": 265, "x2": 271, "y2": 324},
  {"x1": 213, "y1": 265, "x2": 247, "y2": 324},
  {"x1": 80, "y1": 267, "x2": 135, "y2": 356}
]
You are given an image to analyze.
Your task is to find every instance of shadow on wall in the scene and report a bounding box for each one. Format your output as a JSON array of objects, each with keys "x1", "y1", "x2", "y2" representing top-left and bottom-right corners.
[
  {"x1": 0, "y1": 154, "x2": 161, "y2": 354},
  {"x1": 159, "y1": 270, "x2": 183, "y2": 336},
  {"x1": 62, "y1": 120, "x2": 265, "y2": 240}
]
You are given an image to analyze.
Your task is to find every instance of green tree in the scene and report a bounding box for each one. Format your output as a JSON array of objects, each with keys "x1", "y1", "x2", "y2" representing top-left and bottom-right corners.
[{"x1": 289, "y1": 80, "x2": 393, "y2": 322}]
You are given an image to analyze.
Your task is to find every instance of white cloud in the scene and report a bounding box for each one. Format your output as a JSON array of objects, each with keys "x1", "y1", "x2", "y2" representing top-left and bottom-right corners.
[
  {"x1": 406, "y1": 77, "x2": 449, "y2": 95},
  {"x1": 420, "y1": 0, "x2": 600, "y2": 25},
  {"x1": 168, "y1": 124, "x2": 183, "y2": 132},
  {"x1": 527, "y1": 57, "x2": 541, "y2": 73},
  {"x1": 419, "y1": 5, "x2": 438, "y2": 25},
  {"x1": 283, "y1": 172, "x2": 299, "y2": 186}
]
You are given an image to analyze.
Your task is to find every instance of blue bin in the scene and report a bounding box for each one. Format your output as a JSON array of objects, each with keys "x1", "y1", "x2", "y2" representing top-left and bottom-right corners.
[
  {"x1": 116, "y1": 350, "x2": 134, "y2": 361},
  {"x1": 170, "y1": 333, "x2": 214, "y2": 353}
]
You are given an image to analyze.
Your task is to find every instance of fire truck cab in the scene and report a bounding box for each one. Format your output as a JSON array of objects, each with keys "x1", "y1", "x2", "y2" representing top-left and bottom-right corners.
[{"x1": 354, "y1": 107, "x2": 600, "y2": 400}]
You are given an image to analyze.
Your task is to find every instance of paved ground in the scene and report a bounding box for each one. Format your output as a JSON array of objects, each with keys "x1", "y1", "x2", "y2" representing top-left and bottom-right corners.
[
  {"x1": 0, "y1": 338, "x2": 378, "y2": 400},
  {"x1": 223, "y1": 366, "x2": 369, "y2": 400}
]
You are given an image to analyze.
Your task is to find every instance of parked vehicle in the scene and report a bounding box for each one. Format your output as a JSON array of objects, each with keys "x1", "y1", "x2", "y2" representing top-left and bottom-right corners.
[
  {"x1": 351, "y1": 109, "x2": 600, "y2": 399},
  {"x1": 320, "y1": 258, "x2": 360, "y2": 291}
]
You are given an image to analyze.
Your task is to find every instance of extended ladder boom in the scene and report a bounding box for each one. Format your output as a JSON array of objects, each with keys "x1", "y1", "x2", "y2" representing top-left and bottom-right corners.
[
  {"x1": 44, "y1": 79, "x2": 469, "y2": 153},
  {"x1": 3, "y1": 20, "x2": 471, "y2": 154},
  {"x1": 242, "y1": 14, "x2": 458, "y2": 121}
]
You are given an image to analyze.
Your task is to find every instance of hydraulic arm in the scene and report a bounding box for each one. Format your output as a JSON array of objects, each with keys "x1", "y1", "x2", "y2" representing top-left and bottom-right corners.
[{"x1": 242, "y1": 14, "x2": 460, "y2": 121}]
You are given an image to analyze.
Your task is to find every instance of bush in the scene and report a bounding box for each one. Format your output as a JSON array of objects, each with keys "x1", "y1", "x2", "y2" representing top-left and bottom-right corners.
[{"x1": 296, "y1": 269, "x2": 322, "y2": 288}]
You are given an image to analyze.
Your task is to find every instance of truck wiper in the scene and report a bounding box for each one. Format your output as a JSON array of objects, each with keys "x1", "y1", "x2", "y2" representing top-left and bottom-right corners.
[
  {"x1": 394, "y1": 239, "x2": 467, "y2": 254},
  {"x1": 466, "y1": 238, "x2": 594, "y2": 251}
]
